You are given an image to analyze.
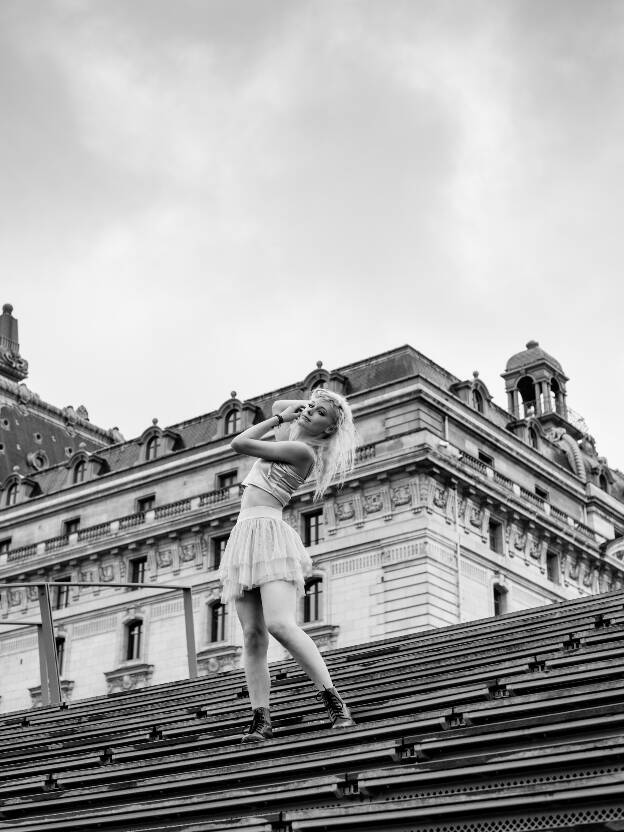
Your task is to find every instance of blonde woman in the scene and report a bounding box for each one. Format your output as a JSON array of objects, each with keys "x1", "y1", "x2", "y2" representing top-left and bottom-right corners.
[{"x1": 218, "y1": 389, "x2": 357, "y2": 742}]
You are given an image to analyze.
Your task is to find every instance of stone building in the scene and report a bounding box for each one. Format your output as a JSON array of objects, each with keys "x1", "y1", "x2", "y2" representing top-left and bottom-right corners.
[{"x1": 0, "y1": 303, "x2": 623, "y2": 713}]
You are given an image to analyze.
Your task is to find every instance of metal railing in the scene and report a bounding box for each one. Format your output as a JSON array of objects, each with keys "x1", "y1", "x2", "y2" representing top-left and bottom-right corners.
[{"x1": 0, "y1": 581, "x2": 198, "y2": 708}]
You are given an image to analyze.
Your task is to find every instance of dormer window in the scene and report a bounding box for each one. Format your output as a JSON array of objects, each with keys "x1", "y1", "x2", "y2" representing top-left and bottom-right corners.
[
  {"x1": 599, "y1": 473, "x2": 609, "y2": 494},
  {"x1": 529, "y1": 426, "x2": 539, "y2": 449},
  {"x1": 224, "y1": 409, "x2": 241, "y2": 436},
  {"x1": 472, "y1": 390, "x2": 484, "y2": 413},
  {"x1": 145, "y1": 435, "x2": 160, "y2": 461},
  {"x1": 73, "y1": 460, "x2": 86, "y2": 484},
  {"x1": 311, "y1": 379, "x2": 326, "y2": 392},
  {"x1": 6, "y1": 482, "x2": 18, "y2": 506}
]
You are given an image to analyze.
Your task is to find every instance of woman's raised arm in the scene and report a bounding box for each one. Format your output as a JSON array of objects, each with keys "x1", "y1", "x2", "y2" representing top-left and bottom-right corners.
[{"x1": 230, "y1": 411, "x2": 313, "y2": 467}]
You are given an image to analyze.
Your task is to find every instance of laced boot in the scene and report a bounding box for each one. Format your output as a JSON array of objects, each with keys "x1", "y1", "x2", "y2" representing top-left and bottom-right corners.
[
  {"x1": 316, "y1": 686, "x2": 355, "y2": 728},
  {"x1": 241, "y1": 707, "x2": 273, "y2": 743}
]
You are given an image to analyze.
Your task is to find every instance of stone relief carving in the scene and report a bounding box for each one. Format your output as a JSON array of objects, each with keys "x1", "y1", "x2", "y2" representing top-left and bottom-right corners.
[
  {"x1": 391, "y1": 485, "x2": 411, "y2": 508},
  {"x1": 469, "y1": 503, "x2": 483, "y2": 528},
  {"x1": 98, "y1": 565, "x2": 114, "y2": 582},
  {"x1": 433, "y1": 486, "x2": 448, "y2": 510},
  {"x1": 8, "y1": 589, "x2": 22, "y2": 607},
  {"x1": 180, "y1": 542, "x2": 197, "y2": 563},
  {"x1": 336, "y1": 501, "x2": 355, "y2": 522},
  {"x1": 364, "y1": 493, "x2": 382, "y2": 514},
  {"x1": 156, "y1": 549, "x2": 173, "y2": 569},
  {"x1": 26, "y1": 585, "x2": 39, "y2": 602}
]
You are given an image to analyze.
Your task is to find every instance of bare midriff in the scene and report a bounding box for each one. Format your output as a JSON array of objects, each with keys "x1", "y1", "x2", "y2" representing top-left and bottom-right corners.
[{"x1": 240, "y1": 482, "x2": 285, "y2": 511}]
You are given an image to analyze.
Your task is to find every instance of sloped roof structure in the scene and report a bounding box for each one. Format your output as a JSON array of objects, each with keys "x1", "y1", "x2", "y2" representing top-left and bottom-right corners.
[{"x1": 0, "y1": 591, "x2": 622, "y2": 830}]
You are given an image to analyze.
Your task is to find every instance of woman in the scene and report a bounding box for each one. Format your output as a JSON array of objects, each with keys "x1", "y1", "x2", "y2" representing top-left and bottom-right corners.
[{"x1": 218, "y1": 389, "x2": 357, "y2": 743}]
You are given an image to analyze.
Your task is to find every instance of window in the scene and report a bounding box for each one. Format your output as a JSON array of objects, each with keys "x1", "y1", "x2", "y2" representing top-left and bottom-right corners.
[
  {"x1": 209, "y1": 602, "x2": 226, "y2": 642},
  {"x1": 546, "y1": 551, "x2": 559, "y2": 583},
  {"x1": 488, "y1": 519, "x2": 503, "y2": 554},
  {"x1": 303, "y1": 510, "x2": 323, "y2": 547},
  {"x1": 73, "y1": 460, "x2": 86, "y2": 484},
  {"x1": 493, "y1": 585, "x2": 507, "y2": 617},
  {"x1": 599, "y1": 473, "x2": 609, "y2": 493},
  {"x1": 136, "y1": 495, "x2": 156, "y2": 513},
  {"x1": 534, "y1": 485, "x2": 549, "y2": 501},
  {"x1": 63, "y1": 517, "x2": 80, "y2": 536},
  {"x1": 6, "y1": 483, "x2": 18, "y2": 506},
  {"x1": 478, "y1": 451, "x2": 494, "y2": 468},
  {"x1": 303, "y1": 577, "x2": 323, "y2": 623},
  {"x1": 472, "y1": 390, "x2": 484, "y2": 413},
  {"x1": 0, "y1": 538, "x2": 11, "y2": 556},
  {"x1": 224, "y1": 409, "x2": 241, "y2": 436},
  {"x1": 55, "y1": 577, "x2": 71, "y2": 610},
  {"x1": 217, "y1": 471, "x2": 237, "y2": 490},
  {"x1": 311, "y1": 379, "x2": 326, "y2": 392},
  {"x1": 55, "y1": 637, "x2": 66, "y2": 676},
  {"x1": 130, "y1": 556, "x2": 147, "y2": 584},
  {"x1": 529, "y1": 427, "x2": 539, "y2": 449},
  {"x1": 212, "y1": 535, "x2": 230, "y2": 570},
  {"x1": 126, "y1": 620, "x2": 143, "y2": 661},
  {"x1": 145, "y1": 435, "x2": 160, "y2": 461}
]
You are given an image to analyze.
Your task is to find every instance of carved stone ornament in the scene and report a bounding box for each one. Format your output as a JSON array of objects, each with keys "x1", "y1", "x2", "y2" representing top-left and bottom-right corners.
[
  {"x1": 390, "y1": 485, "x2": 411, "y2": 508},
  {"x1": 528, "y1": 535, "x2": 541, "y2": 561},
  {"x1": 469, "y1": 503, "x2": 483, "y2": 528},
  {"x1": 29, "y1": 679, "x2": 74, "y2": 708},
  {"x1": 336, "y1": 501, "x2": 355, "y2": 521},
  {"x1": 156, "y1": 549, "x2": 173, "y2": 568},
  {"x1": 98, "y1": 565, "x2": 114, "y2": 582},
  {"x1": 180, "y1": 542, "x2": 197, "y2": 563},
  {"x1": 105, "y1": 663, "x2": 154, "y2": 695},
  {"x1": 513, "y1": 527, "x2": 527, "y2": 552},
  {"x1": 364, "y1": 493, "x2": 382, "y2": 514},
  {"x1": 569, "y1": 555, "x2": 580, "y2": 581},
  {"x1": 457, "y1": 497, "x2": 468, "y2": 524},
  {"x1": 76, "y1": 405, "x2": 89, "y2": 420},
  {"x1": 8, "y1": 589, "x2": 22, "y2": 607},
  {"x1": 433, "y1": 486, "x2": 448, "y2": 510},
  {"x1": 197, "y1": 644, "x2": 242, "y2": 676},
  {"x1": 26, "y1": 585, "x2": 39, "y2": 602},
  {"x1": 0, "y1": 347, "x2": 28, "y2": 379},
  {"x1": 302, "y1": 622, "x2": 340, "y2": 652}
]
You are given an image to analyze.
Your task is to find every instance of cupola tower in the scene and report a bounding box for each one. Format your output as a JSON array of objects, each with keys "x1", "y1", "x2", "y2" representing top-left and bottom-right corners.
[{"x1": 502, "y1": 340, "x2": 569, "y2": 422}]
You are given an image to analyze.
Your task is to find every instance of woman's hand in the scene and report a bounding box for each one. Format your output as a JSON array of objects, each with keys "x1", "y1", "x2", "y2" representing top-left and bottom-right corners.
[{"x1": 279, "y1": 402, "x2": 309, "y2": 422}]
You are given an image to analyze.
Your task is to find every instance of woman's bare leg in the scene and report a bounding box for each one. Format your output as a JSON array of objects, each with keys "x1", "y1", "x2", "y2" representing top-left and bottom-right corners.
[
  {"x1": 235, "y1": 589, "x2": 271, "y2": 709},
  {"x1": 260, "y1": 580, "x2": 333, "y2": 690}
]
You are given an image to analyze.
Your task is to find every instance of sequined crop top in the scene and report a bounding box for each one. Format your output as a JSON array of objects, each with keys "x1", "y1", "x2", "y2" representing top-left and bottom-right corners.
[{"x1": 241, "y1": 458, "x2": 313, "y2": 507}]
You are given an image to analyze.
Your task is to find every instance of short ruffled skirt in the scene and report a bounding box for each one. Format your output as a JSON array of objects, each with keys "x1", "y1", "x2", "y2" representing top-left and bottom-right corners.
[{"x1": 218, "y1": 506, "x2": 313, "y2": 603}]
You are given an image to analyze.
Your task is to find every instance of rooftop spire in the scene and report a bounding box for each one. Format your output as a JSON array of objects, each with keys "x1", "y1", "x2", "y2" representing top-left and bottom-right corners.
[{"x1": 0, "y1": 303, "x2": 29, "y2": 381}]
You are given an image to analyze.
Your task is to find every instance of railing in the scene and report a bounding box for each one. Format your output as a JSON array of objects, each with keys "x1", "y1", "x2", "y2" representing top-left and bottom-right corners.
[
  {"x1": 493, "y1": 471, "x2": 514, "y2": 490},
  {"x1": 0, "y1": 581, "x2": 198, "y2": 708},
  {"x1": 77, "y1": 522, "x2": 111, "y2": 542},
  {"x1": 118, "y1": 512, "x2": 146, "y2": 530},
  {"x1": 355, "y1": 444, "x2": 376, "y2": 463},
  {"x1": 199, "y1": 486, "x2": 235, "y2": 507},
  {"x1": 519, "y1": 487, "x2": 545, "y2": 510},
  {"x1": 459, "y1": 453, "x2": 489, "y2": 476},
  {"x1": 45, "y1": 535, "x2": 68, "y2": 553},
  {"x1": 155, "y1": 499, "x2": 192, "y2": 519},
  {"x1": 7, "y1": 544, "x2": 38, "y2": 563}
]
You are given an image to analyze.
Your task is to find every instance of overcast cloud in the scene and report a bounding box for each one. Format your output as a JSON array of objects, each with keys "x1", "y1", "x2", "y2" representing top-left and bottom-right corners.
[{"x1": 1, "y1": 0, "x2": 623, "y2": 468}]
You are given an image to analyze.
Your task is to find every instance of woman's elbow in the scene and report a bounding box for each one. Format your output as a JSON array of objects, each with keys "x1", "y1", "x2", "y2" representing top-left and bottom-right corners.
[{"x1": 229, "y1": 439, "x2": 243, "y2": 454}]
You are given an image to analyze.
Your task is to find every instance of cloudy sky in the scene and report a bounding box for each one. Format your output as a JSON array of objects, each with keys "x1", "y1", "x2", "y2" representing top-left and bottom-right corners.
[{"x1": 2, "y1": 0, "x2": 623, "y2": 467}]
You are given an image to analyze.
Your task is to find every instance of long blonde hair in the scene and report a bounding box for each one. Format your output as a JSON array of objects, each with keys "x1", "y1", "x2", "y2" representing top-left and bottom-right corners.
[{"x1": 292, "y1": 389, "x2": 358, "y2": 501}]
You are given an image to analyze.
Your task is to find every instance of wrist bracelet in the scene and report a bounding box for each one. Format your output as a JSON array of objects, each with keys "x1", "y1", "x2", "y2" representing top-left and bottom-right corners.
[{"x1": 275, "y1": 414, "x2": 284, "y2": 426}]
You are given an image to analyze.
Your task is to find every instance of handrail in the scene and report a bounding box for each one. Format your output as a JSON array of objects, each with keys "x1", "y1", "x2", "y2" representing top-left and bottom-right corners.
[{"x1": 0, "y1": 581, "x2": 198, "y2": 709}]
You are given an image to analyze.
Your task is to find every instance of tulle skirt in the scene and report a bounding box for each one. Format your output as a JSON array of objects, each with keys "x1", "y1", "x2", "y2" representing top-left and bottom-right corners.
[{"x1": 218, "y1": 506, "x2": 313, "y2": 603}]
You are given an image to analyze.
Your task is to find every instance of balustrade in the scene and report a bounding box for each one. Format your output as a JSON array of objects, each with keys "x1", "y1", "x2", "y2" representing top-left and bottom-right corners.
[
  {"x1": 154, "y1": 498, "x2": 192, "y2": 519},
  {"x1": 77, "y1": 522, "x2": 111, "y2": 542}
]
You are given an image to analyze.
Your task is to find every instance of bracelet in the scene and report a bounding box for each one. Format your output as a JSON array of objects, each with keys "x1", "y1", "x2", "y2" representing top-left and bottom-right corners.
[{"x1": 275, "y1": 414, "x2": 284, "y2": 426}]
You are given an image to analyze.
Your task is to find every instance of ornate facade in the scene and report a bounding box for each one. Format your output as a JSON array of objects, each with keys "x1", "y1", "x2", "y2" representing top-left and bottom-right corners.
[{"x1": 0, "y1": 305, "x2": 623, "y2": 712}]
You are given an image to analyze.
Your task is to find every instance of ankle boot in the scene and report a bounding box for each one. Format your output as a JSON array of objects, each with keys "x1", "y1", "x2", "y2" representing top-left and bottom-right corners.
[
  {"x1": 316, "y1": 687, "x2": 355, "y2": 728},
  {"x1": 241, "y1": 706, "x2": 273, "y2": 743}
]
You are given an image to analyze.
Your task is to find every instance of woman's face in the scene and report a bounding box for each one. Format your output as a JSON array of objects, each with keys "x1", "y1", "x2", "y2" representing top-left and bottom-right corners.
[{"x1": 297, "y1": 398, "x2": 338, "y2": 438}]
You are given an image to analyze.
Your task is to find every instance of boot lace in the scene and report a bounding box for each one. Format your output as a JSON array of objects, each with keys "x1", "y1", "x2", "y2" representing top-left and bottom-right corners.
[
  {"x1": 316, "y1": 688, "x2": 343, "y2": 718},
  {"x1": 244, "y1": 709, "x2": 267, "y2": 734}
]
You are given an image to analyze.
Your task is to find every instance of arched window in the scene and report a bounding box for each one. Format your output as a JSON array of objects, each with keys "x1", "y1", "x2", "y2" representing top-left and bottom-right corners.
[
  {"x1": 303, "y1": 577, "x2": 323, "y2": 623},
  {"x1": 529, "y1": 426, "x2": 539, "y2": 449},
  {"x1": 209, "y1": 602, "x2": 226, "y2": 642},
  {"x1": 55, "y1": 636, "x2": 66, "y2": 676},
  {"x1": 599, "y1": 473, "x2": 609, "y2": 494},
  {"x1": 517, "y1": 376, "x2": 536, "y2": 418},
  {"x1": 311, "y1": 379, "x2": 326, "y2": 392},
  {"x1": 73, "y1": 460, "x2": 86, "y2": 484},
  {"x1": 224, "y1": 409, "x2": 241, "y2": 436},
  {"x1": 145, "y1": 435, "x2": 160, "y2": 461},
  {"x1": 472, "y1": 389, "x2": 484, "y2": 413},
  {"x1": 126, "y1": 620, "x2": 143, "y2": 661},
  {"x1": 493, "y1": 585, "x2": 507, "y2": 617},
  {"x1": 6, "y1": 482, "x2": 18, "y2": 506}
]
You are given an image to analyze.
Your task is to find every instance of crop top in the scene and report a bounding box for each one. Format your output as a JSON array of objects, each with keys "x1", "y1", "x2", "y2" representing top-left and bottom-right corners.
[{"x1": 241, "y1": 458, "x2": 314, "y2": 507}]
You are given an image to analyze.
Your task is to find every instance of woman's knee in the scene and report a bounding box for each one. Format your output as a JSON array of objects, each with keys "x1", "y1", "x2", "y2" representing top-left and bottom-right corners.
[
  {"x1": 242, "y1": 626, "x2": 269, "y2": 653},
  {"x1": 265, "y1": 618, "x2": 297, "y2": 643}
]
